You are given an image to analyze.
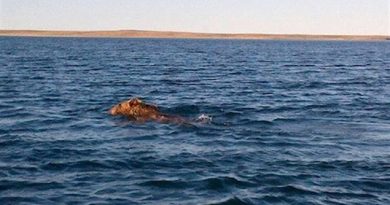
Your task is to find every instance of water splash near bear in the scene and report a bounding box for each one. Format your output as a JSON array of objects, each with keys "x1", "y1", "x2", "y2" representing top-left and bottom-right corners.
[{"x1": 195, "y1": 114, "x2": 213, "y2": 124}]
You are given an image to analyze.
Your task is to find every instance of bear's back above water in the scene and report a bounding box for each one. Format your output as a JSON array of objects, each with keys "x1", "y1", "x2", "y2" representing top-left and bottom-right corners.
[{"x1": 108, "y1": 98, "x2": 187, "y2": 124}]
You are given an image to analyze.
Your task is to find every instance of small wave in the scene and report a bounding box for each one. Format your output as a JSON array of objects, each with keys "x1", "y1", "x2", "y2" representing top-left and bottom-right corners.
[
  {"x1": 164, "y1": 104, "x2": 200, "y2": 115},
  {"x1": 272, "y1": 117, "x2": 299, "y2": 123},
  {"x1": 321, "y1": 188, "x2": 378, "y2": 199},
  {"x1": 201, "y1": 176, "x2": 255, "y2": 191},
  {"x1": 0, "y1": 165, "x2": 39, "y2": 174},
  {"x1": 283, "y1": 64, "x2": 315, "y2": 67},
  {"x1": 237, "y1": 118, "x2": 273, "y2": 126},
  {"x1": 324, "y1": 178, "x2": 390, "y2": 193},
  {"x1": 0, "y1": 138, "x2": 26, "y2": 147},
  {"x1": 264, "y1": 184, "x2": 319, "y2": 196},
  {"x1": 0, "y1": 179, "x2": 65, "y2": 191},
  {"x1": 40, "y1": 159, "x2": 131, "y2": 172},
  {"x1": 207, "y1": 196, "x2": 254, "y2": 205},
  {"x1": 137, "y1": 179, "x2": 188, "y2": 189},
  {"x1": 0, "y1": 196, "x2": 51, "y2": 204},
  {"x1": 334, "y1": 64, "x2": 347, "y2": 67},
  {"x1": 224, "y1": 110, "x2": 244, "y2": 118}
]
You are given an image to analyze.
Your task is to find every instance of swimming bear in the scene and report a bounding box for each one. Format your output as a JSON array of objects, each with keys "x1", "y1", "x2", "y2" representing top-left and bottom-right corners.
[{"x1": 108, "y1": 98, "x2": 187, "y2": 124}]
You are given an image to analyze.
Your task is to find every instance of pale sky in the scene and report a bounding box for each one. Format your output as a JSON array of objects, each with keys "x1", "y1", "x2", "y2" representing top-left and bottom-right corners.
[{"x1": 1, "y1": 0, "x2": 389, "y2": 35}]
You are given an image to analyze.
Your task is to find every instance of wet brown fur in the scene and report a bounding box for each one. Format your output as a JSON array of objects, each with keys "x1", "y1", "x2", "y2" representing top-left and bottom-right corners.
[{"x1": 108, "y1": 98, "x2": 186, "y2": 124}]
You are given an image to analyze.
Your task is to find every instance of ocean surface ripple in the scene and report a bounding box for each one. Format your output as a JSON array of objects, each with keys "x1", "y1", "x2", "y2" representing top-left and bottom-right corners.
[{"x1": 1, "y1": 37, "x2": 389, "y2": 204}]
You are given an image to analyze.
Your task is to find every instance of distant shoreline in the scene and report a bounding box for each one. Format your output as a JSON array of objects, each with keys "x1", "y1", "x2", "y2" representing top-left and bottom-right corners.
[{"x1": 0, "y1": 29, "x2": 389, "y2": 41}]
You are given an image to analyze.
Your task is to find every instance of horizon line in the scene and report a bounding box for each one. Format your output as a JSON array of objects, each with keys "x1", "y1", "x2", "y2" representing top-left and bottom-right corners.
[
  {"x1": 0, "y1": 29, "x2": 389, "y2": 41},
  {"x1": 1, "y1": 29, "x2": 389, "y2": 37}
]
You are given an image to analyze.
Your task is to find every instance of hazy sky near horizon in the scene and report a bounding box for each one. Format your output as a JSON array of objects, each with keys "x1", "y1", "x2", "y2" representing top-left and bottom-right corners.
[{"x1": 1, "y1": 0, "x2": 389, "y2": 35}]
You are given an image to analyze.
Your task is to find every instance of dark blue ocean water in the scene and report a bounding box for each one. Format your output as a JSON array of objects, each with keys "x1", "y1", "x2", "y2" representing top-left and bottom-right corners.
[{"x1": 0, "y1": 37, "x2": 389, "y2": 205}]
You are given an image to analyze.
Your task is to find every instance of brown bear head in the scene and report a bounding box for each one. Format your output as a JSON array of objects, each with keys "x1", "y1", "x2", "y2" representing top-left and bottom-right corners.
[{"x1": 108, "y1": 98, "x2": 159, "y2": 120}]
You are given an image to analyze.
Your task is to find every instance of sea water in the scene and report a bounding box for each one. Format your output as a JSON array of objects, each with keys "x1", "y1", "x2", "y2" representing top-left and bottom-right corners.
[{"x1": 0, "y1": 37, "x2": 389, "y2": 204}]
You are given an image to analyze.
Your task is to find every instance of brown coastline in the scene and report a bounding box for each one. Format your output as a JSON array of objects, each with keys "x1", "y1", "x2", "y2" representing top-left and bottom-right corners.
[{"x1": 0, "y1": 29, "x2": 388, "y2": 41}]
